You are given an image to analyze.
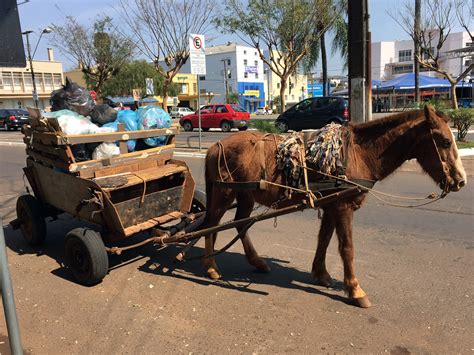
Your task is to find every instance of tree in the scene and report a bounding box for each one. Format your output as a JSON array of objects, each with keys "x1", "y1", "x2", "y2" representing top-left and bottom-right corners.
[
  {"x1": 226, "y1": 92, "x2": 240, "y2": 104},
  {"x1": 51, "y1": 16, "x2": 134, "y2": 98},
  {"x1": 118, "y1": 0, "x2": 215, "y2": 112},
  {"x1": 101, "y1": 60, "x2": 179, "y2": 98},
  {"x1": 390, "y1": 0, "x2": 474, "y2": 109},
  {"x1": 215, "y1": 0, "x2": 334, "y2": 111}
]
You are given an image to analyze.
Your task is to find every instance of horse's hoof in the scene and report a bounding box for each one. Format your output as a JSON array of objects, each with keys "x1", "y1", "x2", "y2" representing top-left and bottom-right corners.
[
  {"x1": 353, "y1": 296, "x2": 372, "y2": 308},
  {"x1": 207, "y1": 268, "x2": 221, "y2": 280},
  {"x1": 312, "y1": 272, "x2": 334, "y2": 287},
  {"x1": 251, "y1": 258, "x2": 271, "y2": 273}
]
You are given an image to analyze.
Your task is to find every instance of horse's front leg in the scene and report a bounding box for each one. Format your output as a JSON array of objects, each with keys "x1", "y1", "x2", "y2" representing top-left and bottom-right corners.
[
  {"x1": 334, "y1": 205, "x2": 371, "y2": 308},
  {"x1": 312, "y1": 209, "x2": 335, "y2": 287}
]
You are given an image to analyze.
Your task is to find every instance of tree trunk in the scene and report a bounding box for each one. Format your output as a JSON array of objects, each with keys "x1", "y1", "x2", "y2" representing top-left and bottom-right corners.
[
  {"x1": 279, "y1": 77, "x2": 287, "y2": 113},
  {"x1": 162, "y1": 78, "x2": 170, "y2": 112},
  {"x1": 414, "y1": 0, "x2": 421, "y2": 103},
  {"x1": 321, "y1": 32, "x2": 328, "y2": 96},
  {"x1": 450, "y1": 83, "x2": 458, "y2": 110}
]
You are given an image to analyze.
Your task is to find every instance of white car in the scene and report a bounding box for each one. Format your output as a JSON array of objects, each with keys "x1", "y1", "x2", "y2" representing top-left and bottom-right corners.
[
  {"x1": 170, "y1": 107, "x2": 194, "y2": 119},
  {"x1": 255, "y1": 107, "x2": 273, "y2": 115}
]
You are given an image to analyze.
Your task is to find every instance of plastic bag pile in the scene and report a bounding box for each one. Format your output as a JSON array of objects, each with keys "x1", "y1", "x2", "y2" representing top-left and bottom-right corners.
[{"x1": 48, "y1": 79, "x2": 171, "y2": 161}]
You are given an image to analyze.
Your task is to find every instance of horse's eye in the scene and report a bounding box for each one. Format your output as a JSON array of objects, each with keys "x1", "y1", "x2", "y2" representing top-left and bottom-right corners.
[{"x1": 442, "y1": 139, "x2": 451, "y2": 148}]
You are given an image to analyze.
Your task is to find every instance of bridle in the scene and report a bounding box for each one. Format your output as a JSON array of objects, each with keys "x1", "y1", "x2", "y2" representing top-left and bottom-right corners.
[{"x1": 428, "y1": 125, "x2": 450, "y2": 198}]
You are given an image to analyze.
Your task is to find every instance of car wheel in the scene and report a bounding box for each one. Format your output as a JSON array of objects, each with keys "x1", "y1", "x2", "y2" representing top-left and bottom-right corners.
[
  {"x1": 221, "y1": 121, "x2": 231, "y2": 132},
  {"x1": 182, "y1": 120, "x2": 193, "y2": 132},
  {"x1": 329, "y1": 119, "x2": 341, "y2": 125},
  {"x1": 238, "y1": 126, "x2": 248, "y2": 131},
  {"x1": 277, "y1": 120, "x2": 289, "y2": 133},
  {"x1": 65, "y1": 228, "x2": 108, "y2": 286}
]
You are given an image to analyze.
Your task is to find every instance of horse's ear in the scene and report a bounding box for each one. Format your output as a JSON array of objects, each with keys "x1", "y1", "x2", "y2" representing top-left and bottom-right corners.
[{"x1": 424, "y1": 104, "x2": 438, "y2": 128}]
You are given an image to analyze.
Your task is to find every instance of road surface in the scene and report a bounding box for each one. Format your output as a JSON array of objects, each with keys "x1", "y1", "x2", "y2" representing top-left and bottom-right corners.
[{"x1": 0, "y1": 141, "x2": 472, "y2": 354}]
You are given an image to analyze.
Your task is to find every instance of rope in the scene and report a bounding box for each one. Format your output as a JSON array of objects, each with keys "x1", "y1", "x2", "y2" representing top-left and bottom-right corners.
[{"x1": 131, "y1": 173, "x2": 147, "y2": 205}]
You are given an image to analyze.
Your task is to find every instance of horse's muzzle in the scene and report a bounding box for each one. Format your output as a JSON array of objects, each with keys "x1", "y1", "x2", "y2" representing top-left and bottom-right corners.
[{"x1": 442, "y1": 178, "x2": 466, "y2": 192}]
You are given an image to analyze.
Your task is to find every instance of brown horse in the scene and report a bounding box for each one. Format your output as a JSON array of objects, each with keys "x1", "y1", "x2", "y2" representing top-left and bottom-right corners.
[{"x1": 201, "y1": 105, "x2": 466, "y2": 307}]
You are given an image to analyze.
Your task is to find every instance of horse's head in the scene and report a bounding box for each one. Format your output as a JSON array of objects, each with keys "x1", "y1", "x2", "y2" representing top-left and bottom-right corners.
[{"x1": 415, "y1": 104, "x2": 466, "y2": 193}]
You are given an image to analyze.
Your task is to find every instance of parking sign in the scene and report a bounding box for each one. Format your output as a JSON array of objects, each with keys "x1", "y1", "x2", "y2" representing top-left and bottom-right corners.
[{"x1": 189, "y1": 34, "x2": 206, "y2": 75}]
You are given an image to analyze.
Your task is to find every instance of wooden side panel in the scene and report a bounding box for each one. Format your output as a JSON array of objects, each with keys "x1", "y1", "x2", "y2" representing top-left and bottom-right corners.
[
  {"x1": 114, "y1": 186, "x2": 183, "y2": 228},
  {"x1": 170, "y1": 159, "x2": 195, "y2": 213}
]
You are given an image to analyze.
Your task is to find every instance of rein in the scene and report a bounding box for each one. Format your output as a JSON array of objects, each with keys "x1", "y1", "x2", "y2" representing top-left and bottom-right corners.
[{"x1": 428, "y1": 126, "x2": 450, "y2": 198}]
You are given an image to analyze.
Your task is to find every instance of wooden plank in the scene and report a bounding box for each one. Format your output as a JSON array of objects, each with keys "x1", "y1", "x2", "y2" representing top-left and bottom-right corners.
[
  {"x1": 26, "y1": 148, "x2": 70, "y2": 170},
  {"x1": 123, "y1": 211, "x2": 183, "y2": 237},
  {"x1": 170, "y1": 159, "x2": 195, "y2": 213},
  {"x1": 24, "y1": 139, "x2": 72, "y2": 163},
  {"x1": 62, "y1": 127, "x2": 179, "y2": 145},
  {"x1": 87, "y1": 159, "x2": 158, "y2": 179},
  {"x1": 70, "y1": 145, "x2": 174, "y2": 173},
  {"x1": 96, "y1": 165, "x2": 188, "y2": 191},
  {"x1": 114, "y1": 186, "x2": 183, "y2": 228},
  {"x1": 117, "y1": 123, "x2": 128, "y2": 154}
]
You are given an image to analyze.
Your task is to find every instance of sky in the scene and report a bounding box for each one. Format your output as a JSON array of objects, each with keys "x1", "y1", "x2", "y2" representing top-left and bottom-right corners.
[{"x1": 16, "y1": 0, "x2": 468, "y2": 75}]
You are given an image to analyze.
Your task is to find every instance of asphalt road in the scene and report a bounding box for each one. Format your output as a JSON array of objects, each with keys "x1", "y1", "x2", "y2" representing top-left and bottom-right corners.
[{"x1": 0, "y1": 142, "x2": 473, "y2": 354}]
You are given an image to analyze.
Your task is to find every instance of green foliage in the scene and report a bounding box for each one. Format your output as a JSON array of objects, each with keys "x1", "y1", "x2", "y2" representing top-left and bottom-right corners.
[
  {"x1": 51, "y1": 16, "x2": 134, "y2": 97},
  {"x1": 273, "y1": 95, "x2": 282, "y2": 113},
  {"x1": 251, "y1": 119, "x2": 281, "y2": 133},
  {"x1": 101, "y1": 60, "x2": 179, "y2": 98},
  {"x1": 449, "y1": 108, "x2": 474, "y2": 141},
  {"x1": 226, "y1": 92, "x2": 240, "y2": 104},
  {"x1": 457, "y1": 140, "x2": 474, "y2": 149}
]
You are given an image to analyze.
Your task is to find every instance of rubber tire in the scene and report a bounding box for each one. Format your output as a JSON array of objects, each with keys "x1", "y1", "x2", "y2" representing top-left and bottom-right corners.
[
  {"x1": 238, "y1": 126, "x2": 248, "y2": 131},
  {"x1": 16, "y1": 195, "x2": 46, "y2": 246},
  {"x1": 65, "y1": 228, "x2": 109, "y2": 286},
  {"x1": 183, "y1": 120, "x2": 193, "y2": 132},
  {"x1": 190, "y1": 190, "x2": 206, "y2": 213},
  {"x1": 277, "y1": 120, "x2": 289, "y2": 133},
  {"x1": 221, "y1": 121, "x2": 232, "y2": 132}
]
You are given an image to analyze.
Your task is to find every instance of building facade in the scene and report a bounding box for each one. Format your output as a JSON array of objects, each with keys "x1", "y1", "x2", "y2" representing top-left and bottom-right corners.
[
  {"x1": 180, "y1": 43, "x2": 265, "y2": 113},
  {"x1": 0, "y1": 48, "x2": 63, "y2": 110},
  {"x1": 372, "y1": 31, "x2": 472, "y2": 81}
]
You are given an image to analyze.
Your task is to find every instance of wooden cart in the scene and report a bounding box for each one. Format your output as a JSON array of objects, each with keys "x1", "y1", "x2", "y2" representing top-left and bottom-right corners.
[{"x1": 12, "y1": 109, "x2": 206, "y2": 285}]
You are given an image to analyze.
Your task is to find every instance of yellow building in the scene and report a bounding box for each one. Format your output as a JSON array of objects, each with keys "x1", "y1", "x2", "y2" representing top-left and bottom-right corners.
[
  {"x1": 173, "y1": 73, "x2": 199, "y2": 109},
  {"x1": 0, "y1": 48, "x2": 63, "y2": 110}
]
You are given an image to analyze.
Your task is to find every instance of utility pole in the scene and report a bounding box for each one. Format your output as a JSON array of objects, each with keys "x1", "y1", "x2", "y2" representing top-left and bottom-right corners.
[
  {"x1": 348, "y1": 0, "x2": 370, "y2": 123},
  {"x1": 222, "y1": 59, "x2": 229, "y2": 103},
  {"x1": 414, "y1": 0, "x2": 421, "y2": 103},
  {"x1": 22, "y1": 30, "x2": 38, "y2": 108}
]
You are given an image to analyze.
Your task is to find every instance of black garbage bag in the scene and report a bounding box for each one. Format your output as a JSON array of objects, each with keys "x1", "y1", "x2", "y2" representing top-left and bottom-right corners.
[
  {"x1": 90, "y1": 104, "x2": 117, "y2": 126},
  {"x1": 50, "y1": 77, "x2": 95, "y2": 116}
]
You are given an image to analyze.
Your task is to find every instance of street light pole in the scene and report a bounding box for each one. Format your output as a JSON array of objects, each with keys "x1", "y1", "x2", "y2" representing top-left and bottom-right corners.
[
  {"x1": 22, "y1": 28, "x2": 53, "y2": 109},
  {"x1": 222, "y1": 59, "x2": 229, "y2": 103},
  {"x1": 22, "y1": 31, "x2": 39, "y2": 108}
]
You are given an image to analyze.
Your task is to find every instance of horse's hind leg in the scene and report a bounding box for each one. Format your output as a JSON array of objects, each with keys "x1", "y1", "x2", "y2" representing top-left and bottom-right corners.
[
  {"x1": 236, "y1": 192, "x2": 270, "y2": 273},
  {"x1": 312, "y1": 209, "x2": 336, "y2": 287}
]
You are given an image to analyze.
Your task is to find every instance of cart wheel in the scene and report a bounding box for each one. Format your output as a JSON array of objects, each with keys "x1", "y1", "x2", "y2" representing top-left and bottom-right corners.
[
  {"x1": 16, "y1": 195, "x2": 46, "y2": 246},
  {"x1": 191, "y1": 190, "x2": 206, "y2": 213},
  {"x1": 65, "y1": 228, "x2": 109, "y2": 286}
]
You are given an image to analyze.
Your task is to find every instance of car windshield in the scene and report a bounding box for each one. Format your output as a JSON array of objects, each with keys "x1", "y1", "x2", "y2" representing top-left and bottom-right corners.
[
  {"x1": 9, "y1": 110, "x2": 28, "y2": 116},
  {"x1": 231, "y1": 105, "x2": 247, "y2": 112}
]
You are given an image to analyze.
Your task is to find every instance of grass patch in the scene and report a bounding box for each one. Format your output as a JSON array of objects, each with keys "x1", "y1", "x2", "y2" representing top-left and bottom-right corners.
[
  {"x1": 457, "y1": 141, "x2": 474, "y2": 149},
  {"x1": 250, "y1": 119, "x2": 281, "y2": 133}
]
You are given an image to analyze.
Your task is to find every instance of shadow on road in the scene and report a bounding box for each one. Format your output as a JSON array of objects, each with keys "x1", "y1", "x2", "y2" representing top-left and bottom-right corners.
[{"x1": 3, "y1": 217, "x2": 350, "y2": 306}]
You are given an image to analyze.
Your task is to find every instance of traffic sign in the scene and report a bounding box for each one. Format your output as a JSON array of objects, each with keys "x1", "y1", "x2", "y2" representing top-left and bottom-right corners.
[
  {"x1": 145, "y1": 78, "x2": 154, "y2": 95},
  {"x1": 189, "y1": 34, "x2": 206, "y2": 75}
]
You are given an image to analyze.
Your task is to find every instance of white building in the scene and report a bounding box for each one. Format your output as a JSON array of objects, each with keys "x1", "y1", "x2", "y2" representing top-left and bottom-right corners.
[
  {"x1": 181, "y1": 42, "x2": 265, "y2": 112},
  {"x1": 372, "y1": 31, "x2": 472, "y2": 81}
]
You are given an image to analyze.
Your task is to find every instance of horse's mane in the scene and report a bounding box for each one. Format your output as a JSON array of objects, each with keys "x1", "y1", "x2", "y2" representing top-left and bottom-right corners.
[{"x1": 350, "y1": 110, "x2": 424, "y2": 138}]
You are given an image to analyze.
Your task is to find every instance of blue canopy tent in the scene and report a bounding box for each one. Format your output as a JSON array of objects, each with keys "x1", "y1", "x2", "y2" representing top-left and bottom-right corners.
[{"x1": 376, "y1": 73, "x2": 471, "y2": 90}]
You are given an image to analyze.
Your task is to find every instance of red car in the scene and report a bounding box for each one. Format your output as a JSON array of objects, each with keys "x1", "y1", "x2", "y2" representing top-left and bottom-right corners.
[{"x1": 179, "y1": 104, "x2": 250, "y2": 132}]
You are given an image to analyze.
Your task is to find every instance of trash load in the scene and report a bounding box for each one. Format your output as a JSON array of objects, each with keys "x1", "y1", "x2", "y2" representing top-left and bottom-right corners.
[
  {"x1": 90, "y1": 104, "x2": 117, "y2": 126},
  {"x1": 92, "y1": 142, "x2": 120, "y2": 160},
  {"x1": 43, "y1": 110, "x2": 114, "y2": 135},
  {"x1": 50, "y1": 78, "x2": 95, "y2": 116},
  {"x1": 116, "y1": 110, "x2": 139, "y2": 152},
  {"x1": 137, "y1": 106, "x2": 171, "y2": 146}
]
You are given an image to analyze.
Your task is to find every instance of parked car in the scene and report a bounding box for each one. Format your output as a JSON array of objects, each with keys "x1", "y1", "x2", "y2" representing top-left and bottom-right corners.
[
  {"x1": 0, "y1": 109, "x2": 29, "y2": 131},
  {"x1": 170, "y1": 106, "x2": 194, "y2": 119},
  {"x1": 255, "y1": 107, "x2": 273, "y2": 115},
  {"x1": 179, "y1": 104, "x2": 250, "y2": 132},
  {"x1": 275, "y1": 96, "x2": 349, "y2": 132}
]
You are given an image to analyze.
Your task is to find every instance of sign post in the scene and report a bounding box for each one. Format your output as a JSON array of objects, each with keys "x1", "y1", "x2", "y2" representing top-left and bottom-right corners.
[{"x1": 189, "y1": 34, "x2": 206, "y2": 151}]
